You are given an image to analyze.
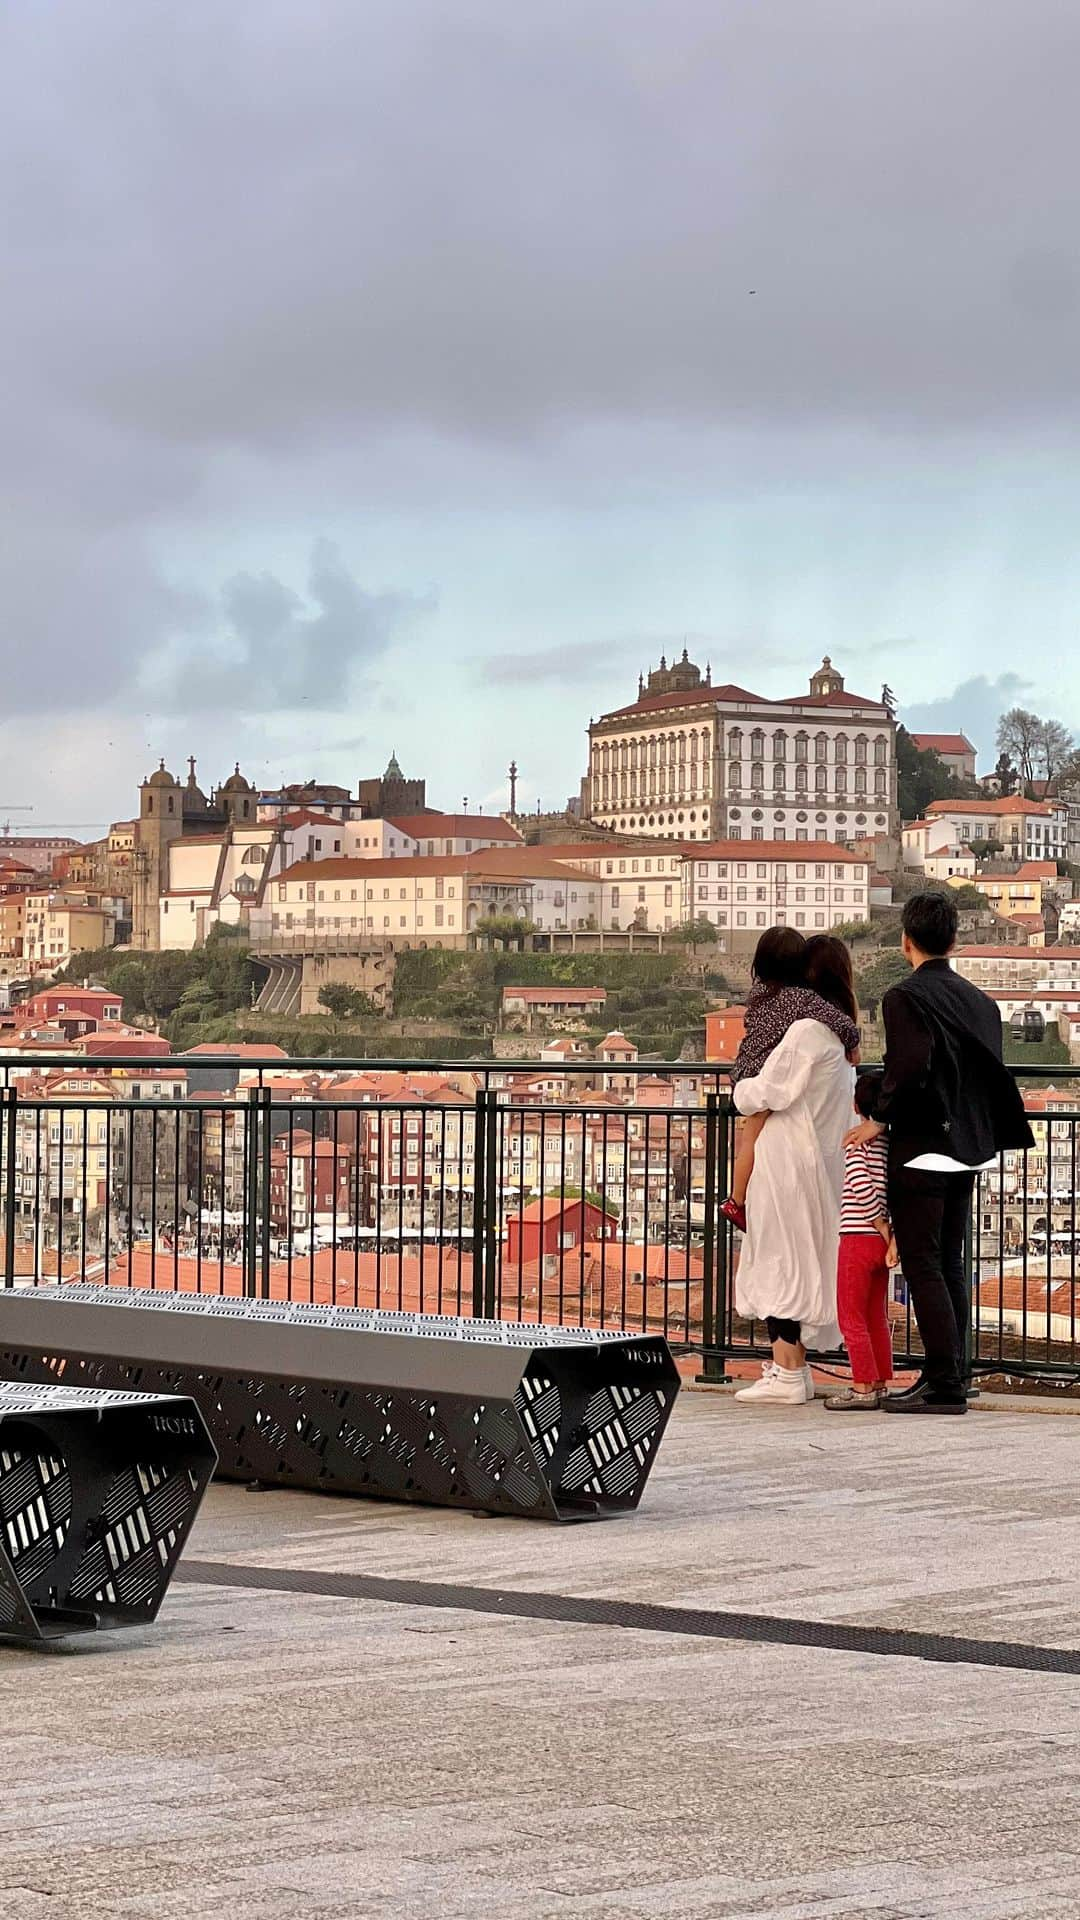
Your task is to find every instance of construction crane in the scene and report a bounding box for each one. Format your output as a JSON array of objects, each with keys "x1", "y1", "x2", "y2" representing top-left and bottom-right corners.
[{"x1": 0, "y1": 806, "x2": 33, "y2": 836}]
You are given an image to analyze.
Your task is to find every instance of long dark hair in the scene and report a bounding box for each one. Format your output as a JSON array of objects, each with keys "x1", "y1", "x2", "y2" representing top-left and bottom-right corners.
[
  {"x1": 750, "y1": 926, "x2": 807, "y2": 995},
  {"x1": 804, "y1": 934, "x2": 858, "y2": 1024}
]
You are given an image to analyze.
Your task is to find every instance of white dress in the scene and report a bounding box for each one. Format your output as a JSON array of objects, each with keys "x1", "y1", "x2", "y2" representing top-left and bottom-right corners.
[{"x1": 732, "y1": 1018, "x2": 852, "y2": 1349}]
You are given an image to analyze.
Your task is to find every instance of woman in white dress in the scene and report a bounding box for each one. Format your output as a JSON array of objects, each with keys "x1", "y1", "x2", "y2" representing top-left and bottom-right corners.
[{"x1": 732, "y1": 937, "x2": 857, "y2": 1406}]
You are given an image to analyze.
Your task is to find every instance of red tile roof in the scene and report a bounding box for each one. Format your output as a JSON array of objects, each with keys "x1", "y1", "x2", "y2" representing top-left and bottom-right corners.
[
  {"x1": 926, "y1": 796, "x2": 1054, "y2": 817},
  {"x1": 601, "y1": 682, "x2": 765, "y2": 720},
  {"x1": 389, "y1": 813, "x2": 523, "y2": 842},
  {"x1": 910, "y1": 733, "x2": 976, "y2": 755}
]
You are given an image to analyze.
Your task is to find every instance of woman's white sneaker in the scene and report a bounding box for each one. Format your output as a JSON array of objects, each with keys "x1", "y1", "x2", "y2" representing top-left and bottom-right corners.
[{"x1": 734, "y1": 1363, "x2": 809, "y2": 1405}]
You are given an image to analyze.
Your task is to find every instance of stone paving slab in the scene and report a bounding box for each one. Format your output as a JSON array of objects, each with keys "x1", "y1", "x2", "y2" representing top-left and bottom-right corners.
[{"x1": 2, "y1": 1393, "x2": 1080, "y2": 1919}]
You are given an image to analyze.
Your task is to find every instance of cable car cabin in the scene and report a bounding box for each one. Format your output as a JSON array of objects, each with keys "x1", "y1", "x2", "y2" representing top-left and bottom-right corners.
[{"x1": 1010, "y1": 1006, "x2": 1046, "y2": 1043}]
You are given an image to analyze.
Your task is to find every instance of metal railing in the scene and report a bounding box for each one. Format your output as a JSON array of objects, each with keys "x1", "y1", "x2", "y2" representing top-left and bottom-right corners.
[{"x1": 1, "y1": 1051, "x2": 1078, "y2": 1384}]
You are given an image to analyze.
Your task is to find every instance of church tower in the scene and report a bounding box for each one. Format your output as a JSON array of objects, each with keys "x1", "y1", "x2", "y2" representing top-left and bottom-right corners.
[
  {"x1": 132, "y1": 761, "x2": 184, "y2": 951},
  {"x1": 810, "y1": 656, "x2": 845, "y2": 698}
]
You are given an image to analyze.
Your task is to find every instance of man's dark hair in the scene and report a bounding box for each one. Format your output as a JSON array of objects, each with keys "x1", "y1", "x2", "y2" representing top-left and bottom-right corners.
[
  {"x1": 902, "y1": 889, "x2": 958, "y2": 957},
  {"x1": 750, "y1": 925, "x2": 806, "y2": 990}
]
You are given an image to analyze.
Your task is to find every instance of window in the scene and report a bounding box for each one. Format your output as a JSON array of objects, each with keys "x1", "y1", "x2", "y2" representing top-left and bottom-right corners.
[
  {"x1": 737, "y1": 864, "x2": 747, "y2": 878},
  {"x1": 815, "y1": 913, "x2": 825, "y2": 927},
  {"x1": 736, "y1": 886, "x2": 747, "y2": 902},
  {"x1": 756, "y1": 912, "x2": 767, "y2": 926},
  {"x1": 815, "y1": 888, "x2": 825, "y2": 902},
  {"x1": 736, "y1": 911, "x2": 747, "y2": 927},
  {"x1": 795, "y1": 887, "x2": 805, "y2": 902},
  {"x1": 751, "y1": 827, "x2": 763, "y2": 841},
  {"x1": 815, "y1": 865, "x2": 825, "y2": 879},
  {"x1": 756, "y1": 887, "x2": 767, "y2": 902},
  {"x1": 698, "y1": 885, "x2": 708, "y2": 901}
]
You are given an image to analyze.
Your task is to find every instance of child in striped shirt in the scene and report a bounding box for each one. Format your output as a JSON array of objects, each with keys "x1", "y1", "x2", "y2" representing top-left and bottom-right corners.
[{"x1": 825, "y1": 1071, "x2": 897, "y2": 1411}]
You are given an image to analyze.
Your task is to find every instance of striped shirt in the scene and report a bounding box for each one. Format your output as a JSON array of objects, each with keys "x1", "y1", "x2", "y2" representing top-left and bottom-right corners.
[{"x1": 840, "y1": 1135, "x2": 890, "y2": 1235}]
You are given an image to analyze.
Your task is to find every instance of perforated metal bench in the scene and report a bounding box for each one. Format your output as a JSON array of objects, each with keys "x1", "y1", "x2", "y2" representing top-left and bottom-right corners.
[
  {"x1": 0, "y1": 1285, "x2": 680, "y2": 1522},
  {"x1": 0, "y1": 1381, "x2": 216, "y2": 1644}
]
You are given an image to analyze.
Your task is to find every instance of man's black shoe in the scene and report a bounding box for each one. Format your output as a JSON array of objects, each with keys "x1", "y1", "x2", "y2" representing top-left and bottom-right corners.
[
  {"x1": 881, "y1": 1383, "x2": 967, "y2": 1415},
  {"x1": 889, "y1": 1375, "x2": 927, "y2": 1400}
]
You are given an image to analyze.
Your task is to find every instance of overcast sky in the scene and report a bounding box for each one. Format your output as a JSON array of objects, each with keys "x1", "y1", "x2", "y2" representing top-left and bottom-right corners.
[{"x1": 3, "y1": 0, "x2": 1080, "y2": 833}]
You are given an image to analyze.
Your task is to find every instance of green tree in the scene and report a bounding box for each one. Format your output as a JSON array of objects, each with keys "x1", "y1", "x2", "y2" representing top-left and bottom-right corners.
[
  {"x1": 896, "y1": 726, "x2": 960, "y2": 818},
  {"x1": 854, "y1": 949, "x2": 911, "y2": 1016},
  {"x1": 668, "y1": 916, "x2": 719, "y2": 946},
  {"x1": 317, "y1": 983, "x2": 376, "y2": 1019}
]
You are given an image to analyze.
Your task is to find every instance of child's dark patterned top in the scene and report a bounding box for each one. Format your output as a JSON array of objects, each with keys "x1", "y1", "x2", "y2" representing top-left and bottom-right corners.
[{"x1": 731, "y1": 982, "x2": 859, "y2": 1084}]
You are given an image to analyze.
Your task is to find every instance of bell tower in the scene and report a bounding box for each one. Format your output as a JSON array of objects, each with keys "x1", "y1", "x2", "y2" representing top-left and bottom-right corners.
[
  {"x1": 133, "y1": 760, "x2": 184, "y2": 951},
  {"x1": 810, "y1": 656, "x2": 845, "y2": 698}
]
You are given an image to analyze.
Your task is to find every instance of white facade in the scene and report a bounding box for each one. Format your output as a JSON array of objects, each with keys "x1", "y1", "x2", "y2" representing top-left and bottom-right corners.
[
  {"x1": 549, "y1": 845, "x2": 686, "y2": 931},
  {"x1": 587, "y1": 656, "x2": 896, "y2": 848},
  {"x1": 924, "y1": 847, "x2": 977, "y2": 883},
  {"x1": 925, "y1": 799, "x2": 1067, "y2": 863},
  {"x1": 686, "y1": 842, "x2": 870, "y2": 950}
]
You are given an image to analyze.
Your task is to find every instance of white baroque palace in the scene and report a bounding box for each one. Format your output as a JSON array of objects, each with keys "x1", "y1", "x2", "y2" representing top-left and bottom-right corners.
[{"x1": 585, "y1": 653, "x2": 897, "y2": 847}]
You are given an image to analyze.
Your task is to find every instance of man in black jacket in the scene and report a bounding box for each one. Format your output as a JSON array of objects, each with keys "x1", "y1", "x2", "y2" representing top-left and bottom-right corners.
[{"x1": 847, "y1": 890, "x2": 1033, "y2": 1414}]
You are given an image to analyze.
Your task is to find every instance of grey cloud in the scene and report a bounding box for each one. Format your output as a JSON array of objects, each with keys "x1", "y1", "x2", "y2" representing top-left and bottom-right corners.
[
  {"x1": 4, "y1": 0, "x2": 1080, "y2": 715},
  {"x1": 147, "y1": 541, "x2": 434, "y2": 713},
  {"x1": 480, "y1": 638, "x2": 644, "y2": 687},
  {"x1": 902, "y1": 674, "x2": 1034, "y2": 762}
]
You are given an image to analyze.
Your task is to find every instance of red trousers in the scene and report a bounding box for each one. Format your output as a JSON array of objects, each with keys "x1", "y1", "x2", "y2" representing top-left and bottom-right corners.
[{"x1": 837, "y1": 1233, "x2": 894, "y2": 1383}]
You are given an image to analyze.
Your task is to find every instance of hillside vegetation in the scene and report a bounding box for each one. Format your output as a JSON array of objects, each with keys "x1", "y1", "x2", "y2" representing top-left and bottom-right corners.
[{"x1": 59, "y1": 940, "x2": 727, "y2": 1058}]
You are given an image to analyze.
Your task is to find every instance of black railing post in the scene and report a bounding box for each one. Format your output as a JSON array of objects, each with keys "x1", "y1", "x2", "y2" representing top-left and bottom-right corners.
[
  {"x1": 258, "y1": 1086, "x2": 273, "y2": 1300},
  {"x1": 696, "y1": 1092, "x2": 729, "y2": 1382},
  {"x1": 3, "y1": 1086, "x2": 17, "y2": 1290},
  {"x1": 471, "y1": 1089, "x2": 486, "y2": 1318},
  {"x1": 243, "y1": 1087, "x2": 261, "y2": 1300},
  {"x1": 483, "y1": 1091, "x2": 499, "y2": 1321}
]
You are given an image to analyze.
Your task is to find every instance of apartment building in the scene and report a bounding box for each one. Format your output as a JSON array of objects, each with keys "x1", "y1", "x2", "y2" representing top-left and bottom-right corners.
[
  {"x1": 952, "y1": 946, "x2": 1080, "y2": 991},
  {"x1": 975, "y1": 863, "x2": 1057, "y2": 924},
  {"x1": 547, "y1": 843, "x2": 687, "y2": 932},
  {"x1": 261, "y1": 849, "x2": 602, "y2": 946},
  {"x1": 923, "y1": 796, "x2": 1067, "y2": 863},
  {"x1": 686, "y1": 841, "x2": 870, "y2": 951},
  {"x1": 23, "y1": 888, "x2": 116, "y2": 969},
  {"x1": 586, "y1": 654, "x2": 897, "y2": 847}
]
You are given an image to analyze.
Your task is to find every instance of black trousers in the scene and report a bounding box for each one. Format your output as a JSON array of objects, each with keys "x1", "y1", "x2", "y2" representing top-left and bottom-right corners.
[
  {"x1": 888, "y1": 1167, "x2": 975, "y2": 1400},
  {"x1": 766, "y1": 1316, "x2": 801, "y2": 1346}
]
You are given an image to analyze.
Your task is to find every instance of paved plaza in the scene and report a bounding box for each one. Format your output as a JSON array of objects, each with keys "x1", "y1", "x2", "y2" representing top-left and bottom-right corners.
[{"x1": 4, "y1": 1389, "x2": 1080, "y2": 1919}]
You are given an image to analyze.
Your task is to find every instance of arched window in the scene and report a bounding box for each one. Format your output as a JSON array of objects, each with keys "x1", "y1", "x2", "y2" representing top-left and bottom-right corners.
[
  {"x1": 855, "y1": 734, "x2": 868, "y2": 766},
  {"x1": 795, "y1": 731, "x2": 809, "y2": 763},
  {"x1": 815, "y1": 731, "x2": 828, "y2": 763},
  {"x1": 649, "y1": 735, "x2": 658, "y2": 767},
  {"x1": 678, "y1": 733, "x2": 686, "y2": 763},
  {"x1": 167, "y1": 796, "x2": 174, "y2": 814},
  {"x1": 751, "y1": 728, "x2": 765, "y2": 756},
  {"x1": 835, "y1": 734, "x2": 848, "y2": 764},
  {"x1": 727, "y1": 728, "x2": 742, "y2": 758},
  {"x1": 689, "y1": 730, "x2": 699, "y2": 760},
  {"x1": 874, "y1": 736, "x2": 887, "y2": 766},
  {"x1": 147, "y1": 796, "x2": 154, "y2": 816},
  {"x1": 772, "y1": 729, "x2": 787, "y2": 762}
]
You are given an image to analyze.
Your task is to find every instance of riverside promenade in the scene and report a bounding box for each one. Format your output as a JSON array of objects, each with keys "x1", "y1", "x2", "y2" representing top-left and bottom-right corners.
[{"x1": 3, "y1": 1389, "x2": 1080, "y2": 1920}]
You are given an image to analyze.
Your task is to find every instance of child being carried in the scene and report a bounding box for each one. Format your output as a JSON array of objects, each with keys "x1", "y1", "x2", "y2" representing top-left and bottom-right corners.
[{"x1": 721, "y1": 927, "x2": 860, "y2": 1232}]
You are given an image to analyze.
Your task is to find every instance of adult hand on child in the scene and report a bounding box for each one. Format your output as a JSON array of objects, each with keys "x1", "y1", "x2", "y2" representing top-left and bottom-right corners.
[{"x1": 843, "y1": 1117, "x2": 886, "y2": 1150}]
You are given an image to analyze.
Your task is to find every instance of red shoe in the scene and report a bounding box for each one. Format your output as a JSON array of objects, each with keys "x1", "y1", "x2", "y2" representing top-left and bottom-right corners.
[{"x1": 720, "y1": 1197, "x2": 747, "y2": 1233}]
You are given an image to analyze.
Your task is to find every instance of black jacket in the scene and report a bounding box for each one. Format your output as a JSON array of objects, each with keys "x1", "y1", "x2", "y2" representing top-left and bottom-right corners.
[{"x1": 874, "y1": 959, "x2": 1034, "y2": 1169}]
